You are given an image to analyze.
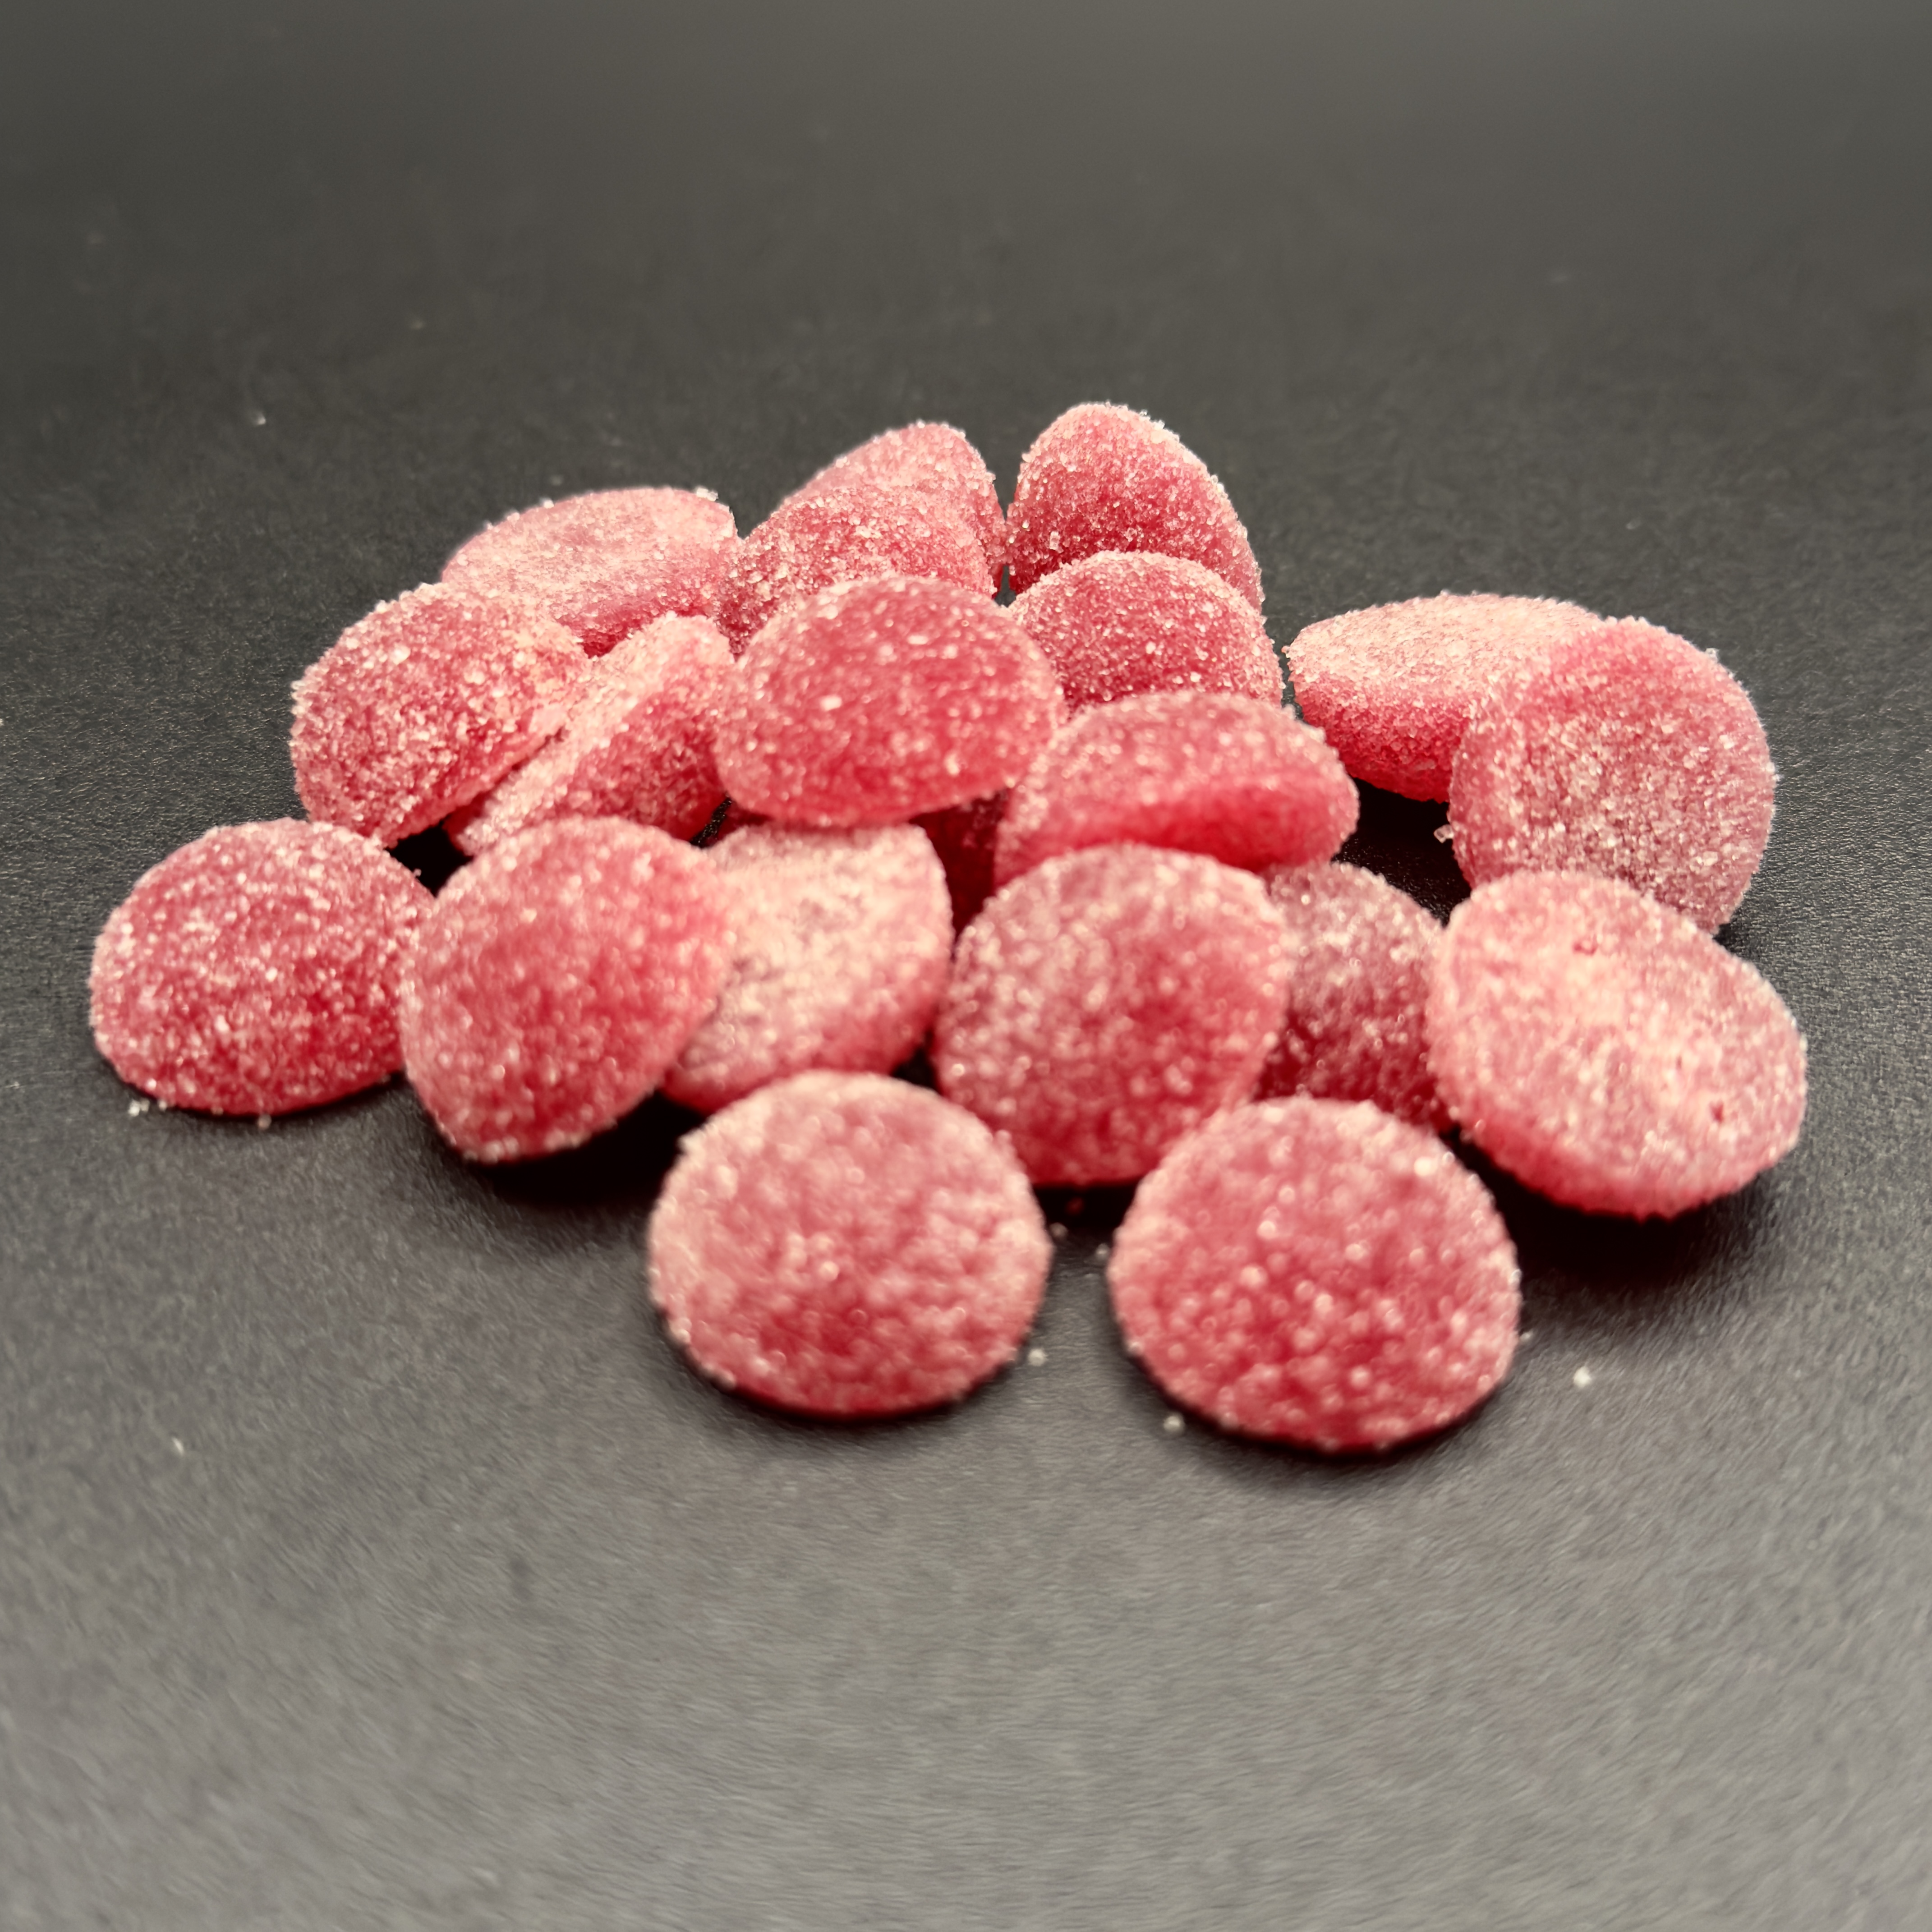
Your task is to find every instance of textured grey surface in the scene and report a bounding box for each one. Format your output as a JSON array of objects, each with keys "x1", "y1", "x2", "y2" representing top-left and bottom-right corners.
[{"x1": 3, "y1": 2, "x2": 1929, "y2": 1926}]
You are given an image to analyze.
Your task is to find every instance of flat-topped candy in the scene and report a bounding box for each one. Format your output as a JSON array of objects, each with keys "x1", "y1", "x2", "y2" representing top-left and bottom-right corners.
[
  {"x1": 648, "y1": 1071, "x2": 1051, "y2": 1417},
  {"x1": 1426, "y1": 871, "x2": 1807, "y2": 1218},
  {"x1": 1109, "y1": 1097, "x2": 1520, "y2": 1451},
  {"x1": 90, "y1": 820, "x2": 432, "y2": 1116}
]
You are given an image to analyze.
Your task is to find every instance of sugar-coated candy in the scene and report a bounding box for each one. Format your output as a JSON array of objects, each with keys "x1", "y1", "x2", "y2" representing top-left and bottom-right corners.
[
  {"x1": 291, "y1": 584, "x2": 586, "y2": 847},
  {"x1": 1289, "y1": 593, "x2": 1601, "y2": 802},
  {"x1": 1448, "y1": 619, "x2": 1776, "y2": 932},
  {"x1": 993, "y1": 691, "x2": 1357, "y2": 888},
  {"x1": 90, "y1": 820, "x2": 432, "y2": 1115},
  {"x1": 664, "y1": 825, "x2": 952, "y2": 1114},
  {"x1": 648, "y1": 1071, "x2": 1051, "y2": 1417},
  {"x1": 914, "y1": 791, "x2": 1008, "y2": 931},
  {"x1": 787, "y1": 423, "x2": 1005, "y2": 582},
  {"x1": 1005, "y1": 404, "x2": 1263, "y2": 609},
  {"x1": 446, "y1": 616, "x2": 733, "y2": 855},
  {"x1": 1009, "y1": 551, "x2": 1281, "y2": 712},
  {"x1": 714, "y1": 575, "x2": 1063, "y2": 827},
  {"x1": 1426, "y1": 871, "x2": 1807, "y2": 1218},
  {"x1": 441, "y1": 487, "x2": 737, "y2": 656},
  {"x1": 714, "y1": 483, "x2": 992, "y2": 652},
  {"x1": 400, "y1": 818, "x2": 733, "y2": 1162},
  {"x1": 1256, "y1": 863, "x2": 1444, "y2": 1129},
  {"x1": 1108, "y1": 1097, "x2": 1520, "y2": 1451},
  {"x1": 934, "y1": 845, "x2": 1291, "y2": 1185}
]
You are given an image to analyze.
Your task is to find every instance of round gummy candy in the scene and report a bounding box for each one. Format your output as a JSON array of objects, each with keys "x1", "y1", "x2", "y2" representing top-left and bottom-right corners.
[
  {"x1": 90, "y1": 820, "x2": 432, "y2": 1116},
  {"x1": 787, "y1": 422, "x2": 1005, "y2": 582},
  {"x1": 446, "y1": 616, "x2": 734, "y2": 855},
  {"x1": 714, "y1": 575, "x2": 1063, "y2": 827},
  {"x1": 1426, "y1": 871, "x2": 1807, "y2": 1219},
  {"x1": 713, "y1": 482, "x2": 993, "y2": 652},
  {"x1": 442, "y1": 487, "x2": 738, "y2": 656},
  {"x1": 1256, "y1": 863, "x2": 1444, "y2": 1130},
  {"x1": 400, "y1": 818, "x2": 733, "y2": 1162},
  {"x1": 1108, "y1": 1096, "x2": 1520, "y2": 1451},
  {"x1": 993, "y1": 690, "x2": 1357, "y2": 889},
  {"x1": 1448, "y1": 619, "x2": 1777, "y2": 933},
  {"x1": 664, "y1": 824, "x2": 953, "y2": 1115},
  {"x1": 914, "y1": 790, "x2": 1008, "y2": 931},
  {"x1": 1004, "y1": 404, "x2": 1263, "y2": 609},
  {"x1": 291, "y1": 584, "x2": 587, "y2": 847},
  {"x1": 934, "y1": 844, "x2": 1292, "y2": 1186},
  {"x1": 648, "y1": 1071, "x2": 1051, "y2": 1418},
  {"x1": 1289, "y1": 593, "x2": 1602, "y2": 802},
  {"x1": 1008, "y1": 550, "x2": 1281, "y2": 713}
]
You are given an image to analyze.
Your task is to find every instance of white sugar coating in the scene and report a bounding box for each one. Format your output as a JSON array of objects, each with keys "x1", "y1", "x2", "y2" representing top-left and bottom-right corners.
[
  {"x1": 993, "y1": 690, "x2": 1358, "y2": 888},
  {"x1": 1256, "y1": 863, "x2": 1445, "y2": 1129},
  {"x1": 1008, "y1": 550, "x2": 1282, "y2": 712},
  {"x1": 1426, "y1": 871, "x2": 1808, "y2": 1218},
  {"x1": 787, "y1": 422, "x2": 1005, "y2": 580},
  {"x1": 90, "y1": 820, "x2": 432, "y2": 1116},
  {"x1": 446, "y1": 616, "x2": 734, "y2": 855},
  {"x1": 1289, "y1": 593, "x2": 1602, "y2": 802},
  {"x1": 934, "y1": 844, "x2": 1293, "y2": 1186},
  {"x1": 399, "y1": 817, "x2": 734, "y2": 1162},
  {"x1": 1108, "y1": 1097, "x2": 1520, "y2": 1451},
  {"x1": 441, "y1": 487, "x2": 738, "y2": 654},
  {"x1": 714, "y1": 575, "x2": 1064, "y2": 827},
  {"x1": 664, "y1": 824, "x2": 953, "y2": 1114},
  {"x1": 291, "y1": 583, "x2": 588, "y2": 846},
  {"x1": 647, "y1": 1071, "x2": 1052, "y2": 1417},
  {"x1": 1448, "y1": 618, "x2": 1778, "y2": 933}
]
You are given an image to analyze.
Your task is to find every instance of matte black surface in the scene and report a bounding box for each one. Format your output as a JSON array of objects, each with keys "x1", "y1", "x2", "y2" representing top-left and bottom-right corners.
[{"x1": 4, "y1": 4, "x2": 1929, "y2": 1926}]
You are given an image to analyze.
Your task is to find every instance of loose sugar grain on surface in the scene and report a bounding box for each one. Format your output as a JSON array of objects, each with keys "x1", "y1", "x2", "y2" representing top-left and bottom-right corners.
[
  {"x1": 91, "y1": 820, "x2": 433, "y2": 1116},
  {"x1": 1426, "y1": 871, "x2": 1807, "y2": 1218},
  {"x1": 1108, "y1": 1096, "x2": 1520, "y2": 1451},
  {"x1": 648, "y1": 1072, "x2": 1051, "y2": 1417}
]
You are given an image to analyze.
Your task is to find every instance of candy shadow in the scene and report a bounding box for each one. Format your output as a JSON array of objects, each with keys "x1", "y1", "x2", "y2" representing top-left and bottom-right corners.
[
  {"x1": 390, "y1": 824, "x2": 467, "y2": 894},
  {"x1": 1333, "y1": 783, "x2": 1469, "y2": 923},
  {"x1": 469, "y1": 1091, "x2": 699, "y2": 1214}
]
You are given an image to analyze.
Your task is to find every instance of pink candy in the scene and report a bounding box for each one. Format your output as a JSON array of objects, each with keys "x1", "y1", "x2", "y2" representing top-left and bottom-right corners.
[
  {"x1": 442, "y1": 487, "x2": 738, "y2": 656},
  {"x1": 993, "y1": 690, "x2": 1358, "y2": 888},
  {"x1": 648, "y1": 1072, "x2": 1051, "y2": 1417},
  {"x1": 400, "y1": 818, "x2": 733, "y2": 1162},
  {"x1": 291, "y1": 584, "x2": 586, "y2": 847},
  {"x1": 1005, "y1": 404, "x2": 1263, "y2": 609},
  {"x1": 1427, "y1": 871, "x2": 1807, "y2": 1219},
  {"x1": 714, "y1": 575, "x2": 1063, "y2": 827},
  {"x1": 1449, "y1": 619, "x2": 1777, "y2": 932},
  {"x1": 664, "y1": 824, "x2": 952, "y2": 1115},
  {"x1": 90, "y1": 821, "x2": 432, "y2": 1116},
  {"x1": 1009, "y1": 550, "x2": 1282, "y2": 712},
  {"x1": 1109, "y1": 1097, "x2": 1521, "y2": 1451},
  {"x1": 934, "y1": 845, "x2": 1291, "y2": 1186}
]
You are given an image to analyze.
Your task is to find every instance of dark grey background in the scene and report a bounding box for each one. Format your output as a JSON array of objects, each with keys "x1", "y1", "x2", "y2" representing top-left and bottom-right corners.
[{"x1": 3, "y1": 2, "x2": 1928, "y2": 1926}]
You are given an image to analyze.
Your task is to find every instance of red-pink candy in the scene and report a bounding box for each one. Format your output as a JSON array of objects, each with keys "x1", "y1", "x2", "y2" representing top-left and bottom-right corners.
[
  {"x1": 1289, "y1": 593, "x2": 1602, "y2": 802},
  {"x1": 1448, "y1": 619, "x2": 1777, "y2": 933},
  {"x1": 1256, "y1": 863, "x2": 1445, "y2": 1130},
  {"x1": 441, "y1": 487, "x2": 737, "y2": 655},
  {"x1": 663, "y1": 824, "x2": 952, "y2": 1115},
  {"x1": 992, "y1": 691, "x2": 1357, "y2": 889},
  {"x1": 934, "y1": 845, "x2": 1292, "y2": 1186},
  {"x1": 914, "y1": 791, "x2": 1008, "y2": 931},
  {"x1": 1009, "y1": 551, "x2": 1281, "y2": 712},
  {"x1": 89, "y1": 821, "x2": 431, "y2": 1116},
  {"x1": 1108, "y1": 1097, "x2": 1520, "y2": 1451},
  {"x1": 1426, "y1": 871, "x2": 1807, "y2": 1219},
  {"x1": 291, "y1": 584, "x2": 586, "y2": 847},
  {"x1": 648, "y1": 1071, "x2": 1051, "y2": 1418},
  {"x1": 399, "y1": 818, "x2": 733, "y2": 1162},
  {"x1": 713, "y1": 483, "x2": 993, "y2": 653},
  {"x1": 788, "y1": 423, "x2": 1005, "y2": 582},
  {"x1": 446, "y1": 616, "x2": 733, "y2": 856},
  {"x1": 1005, "y1": 404, "x2": 1263, "y2": 609},
  {"x1": 714, "y1": 576, "x2": 1063, "y2": 827}
]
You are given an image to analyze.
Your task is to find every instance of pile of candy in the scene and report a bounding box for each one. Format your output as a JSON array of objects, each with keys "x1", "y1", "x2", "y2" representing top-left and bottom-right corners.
[{"x1": 90, "y1": 405, "x2": 1808, "y2": 1452}]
